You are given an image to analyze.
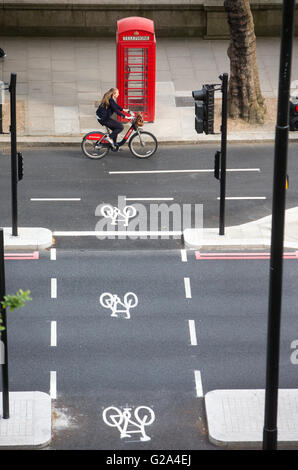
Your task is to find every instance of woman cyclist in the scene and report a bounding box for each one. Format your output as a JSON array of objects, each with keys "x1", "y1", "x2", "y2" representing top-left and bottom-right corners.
[{"x1": 96, "y1": 88, "x2": 131, "y2": 149}]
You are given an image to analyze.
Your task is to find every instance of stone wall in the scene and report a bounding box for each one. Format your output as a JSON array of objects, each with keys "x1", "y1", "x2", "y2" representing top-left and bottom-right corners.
[{"x1": 0, "y1": 1, "x2": 296, "y2": 38}]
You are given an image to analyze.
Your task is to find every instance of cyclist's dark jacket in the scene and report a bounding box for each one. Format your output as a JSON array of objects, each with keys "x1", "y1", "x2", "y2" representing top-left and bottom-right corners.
[{"x1": 96, "y1": 98, "x2": 126, "y2": 122}]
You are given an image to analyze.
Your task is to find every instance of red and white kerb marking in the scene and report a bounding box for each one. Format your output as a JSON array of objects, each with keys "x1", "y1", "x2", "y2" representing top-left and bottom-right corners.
[
  {"x1": 4, "y1": 251, "x2": 39, "y2": 260},
  {"x1": 195, "y1": 251, "x2": 298, "y2": 261}
]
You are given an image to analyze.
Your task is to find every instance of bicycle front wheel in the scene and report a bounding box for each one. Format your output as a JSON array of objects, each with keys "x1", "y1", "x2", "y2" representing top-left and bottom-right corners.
[
  {"x1": 102, "y1": 407, "x2": 124, "y2": 427},
  {"x1": 81, "y1": 136, "x2": 110, "y2": 159},
  {"x1": 129, "y1": 131, "x2": 158, "y2": 158}
]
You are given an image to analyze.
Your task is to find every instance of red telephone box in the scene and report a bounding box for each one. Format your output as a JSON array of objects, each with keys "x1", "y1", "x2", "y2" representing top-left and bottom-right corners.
[{"x1": 116, "y1": 17, "x2": 156, "y2": 122}]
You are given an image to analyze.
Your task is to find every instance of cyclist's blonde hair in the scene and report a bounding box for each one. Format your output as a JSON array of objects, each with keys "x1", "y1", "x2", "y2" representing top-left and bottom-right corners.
[{"x1": 100, "y1": 88, "x2": 118, "y2": 108}]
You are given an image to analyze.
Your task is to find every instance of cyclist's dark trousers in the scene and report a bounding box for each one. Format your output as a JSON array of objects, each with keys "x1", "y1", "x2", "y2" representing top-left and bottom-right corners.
[{"x1": 104, "y1": 118, "x2": 124, "y2": 144}]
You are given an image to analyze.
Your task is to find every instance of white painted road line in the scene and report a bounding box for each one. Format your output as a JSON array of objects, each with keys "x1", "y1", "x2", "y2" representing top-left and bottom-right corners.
[
  {"x1": 194, "y1": 370, "x2": 204, "y2": 397},
  {"x1": 30, "y1": 198, "x2": 81, "y2": 201},
  {"x1": 216, "y1": 196, "x2": 266, "y2": 200},
  {"x1": 125, "y1": 197, "x2": 174, "y2": 201},
  {"x1": 51, "y1": 321, "x2": 57, "y2": 347},
  {"x1": 181, "y1": 249, "x2": 187, "y2": 262},
  {"x1": 50, "y1": 371, "x2": 57, "y2": 399},
  {"x1": 53, "y1": 231, "x2": 182, "y2": 237},
  {"x1": 109, "y1": 168, "x2": 260, "y2": 175},
  {"x1": 51, "y1": 278, "x2": 57, "y2": 299},
  {"x1": 184, "y1": 277, "x2": 192, "y2": 299},
  {"x1": 50, "y1": 248, "x2": 56, "y2": 261},
  {"x1": 188, "y1": 320, "x2": 198, "y2": 346}
]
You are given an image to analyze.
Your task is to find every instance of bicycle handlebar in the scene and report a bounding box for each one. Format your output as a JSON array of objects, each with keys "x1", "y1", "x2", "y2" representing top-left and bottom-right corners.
[{"x1": 126, "y1": 111, "x2": 135, "y2": 119}]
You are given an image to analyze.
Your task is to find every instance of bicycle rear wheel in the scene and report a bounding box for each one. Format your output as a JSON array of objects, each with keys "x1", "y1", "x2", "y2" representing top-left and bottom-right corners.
[
  {"x1": 129, "y1": 131, "x2": 158, "y2": 158},
  {"x1": 81, "y1": 133, "x2": 110, "y2": 159}
]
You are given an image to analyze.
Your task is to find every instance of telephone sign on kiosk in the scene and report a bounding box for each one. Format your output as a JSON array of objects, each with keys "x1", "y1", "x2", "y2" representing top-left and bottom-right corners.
[{"x1": 116, "y1": 16, "x2": 156, "y2": 122}]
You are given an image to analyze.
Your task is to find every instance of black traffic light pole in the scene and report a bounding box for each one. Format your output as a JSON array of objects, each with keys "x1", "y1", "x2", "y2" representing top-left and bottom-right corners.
[
  {"x1": 9, "y1": 73, "x2": 18, "y2": 237},
  {"x1": 0, "y1": 81, "x2": 3, "y2": 135},
  {"x1": 262, "y1": 0, "x2": 295, "y2": 451},
  {"x1": 219, "y1": 73, "x2": 228, "y2": 236},
  {"x1": 192, "y1": 77, "x2": 228, "y2": 235},
  {"x1": 0, "y1": 229, "x2": 10, "y2": 419}
]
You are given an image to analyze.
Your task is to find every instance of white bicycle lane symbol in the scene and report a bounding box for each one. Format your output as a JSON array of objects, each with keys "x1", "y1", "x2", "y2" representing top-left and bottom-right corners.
[
  {"x1": 101, "y1": 204, "x2": 137, "y2": 227},
  {"x1": 99, "y1": 292, "x2": 138, "y2": 319},
  {"x1": 102, "y1": 406, "x2": 155, "y2": 442}
]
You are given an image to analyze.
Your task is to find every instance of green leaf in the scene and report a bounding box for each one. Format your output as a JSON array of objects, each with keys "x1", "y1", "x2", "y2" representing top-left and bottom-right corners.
[
  {"x1": 0, "y1": 289, "x2": 32, "y2": 336},
  {"x1": 1, "y1": 289, "x2": 32, "y2": 312},
  {"x1": 0, "y1": 317, "x2": 4, "y2": 333}
]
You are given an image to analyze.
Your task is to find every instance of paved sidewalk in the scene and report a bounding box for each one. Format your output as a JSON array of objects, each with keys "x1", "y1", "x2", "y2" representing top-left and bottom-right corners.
[
  {"x1": 0, "y1": 392, "x2": 51, "y2": 448},
  {"x1": 3, "y1": 227, "x2": 53, "y2": 250},
  {"x1": 205, "y1": 389, "x2": 298, "y2": 449},
  {"x1": 184, "y1": 206, "x2": 298, "y2": 250},
  {"x1": 1, "y1": 36, "x2": 298, "y2": 145}
]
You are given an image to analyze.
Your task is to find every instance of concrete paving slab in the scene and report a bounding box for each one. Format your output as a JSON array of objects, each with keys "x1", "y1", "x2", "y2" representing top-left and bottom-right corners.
[
  {"x1": 0, "y1": 391, "x2": 51, "y2": 449},
  {"x1": 205, "y1": 389, "x2": 298, "y2": 449},
  {"x1": 183, "y1": 207, "x2": 298, "y2": 250},
  {"x1": 184, "y1": 228, "x2": 269, "y2": 250},
  {"x1": 3, "y1": 227, "x2": 53, "y2": 250}
]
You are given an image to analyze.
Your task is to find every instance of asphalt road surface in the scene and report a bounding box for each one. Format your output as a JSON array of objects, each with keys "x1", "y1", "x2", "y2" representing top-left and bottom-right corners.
[
  {"x1": 4, "y1": 248, "x2": 298, "y2": 450},
  {"x1": 0, "y1": 142, "x2": 298, "y2": 249},
  {"x1": 1, "y1": 143, "x2": 298, "y2": 452}
]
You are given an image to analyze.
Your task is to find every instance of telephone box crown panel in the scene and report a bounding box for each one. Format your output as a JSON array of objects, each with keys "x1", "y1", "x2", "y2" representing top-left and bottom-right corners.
[{"x1": 116, "y1": 17, "x2": 156, "y2": 122}]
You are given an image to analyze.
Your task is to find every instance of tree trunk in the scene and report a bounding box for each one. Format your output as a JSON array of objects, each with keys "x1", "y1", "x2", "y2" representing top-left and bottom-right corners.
[{"x1": 224, "y1": 0, "x2": 266, "y2": 124}]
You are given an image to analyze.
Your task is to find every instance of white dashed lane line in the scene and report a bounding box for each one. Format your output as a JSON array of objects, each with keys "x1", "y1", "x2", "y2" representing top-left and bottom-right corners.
[
  {"x1": 109, "y1": 168, "x2": 261, "y2": 175},
  {"x1": 184, "y1": 277, "x2": 192, "y2": 299},
  {"x1": 180, "y1": 250, "x2": 204, "y2": 398},
  {"x1": 30, "y1": 198, "x2": 81, "y2": 201},
  {"x1": 49, "y1": 249, "x2": 57, "y2": 399},
  {"x1": 51, "y1": 278, "x2": 57, "y2": 299},
  {"x1": 188, "y1": 320, "x2": 198, "y2": 346},
  {"x1": 125, "y1": 197, "x2": 174, "y2": 201},
  {"x1": 217, "y1": 196, "x2": 266, "y2": 200},
  {"x1": 51, "y1": 321, "x2": 57, "y2": 347},
  {"x1": 194, "y1": 370, "x2": 203, "y2": 398},
  {"x1": 50, "y1": 371, "x2": 57, "y2": 399},
  {"x1": 181, "y1": 249, "x2": 187, "y2": 262}
]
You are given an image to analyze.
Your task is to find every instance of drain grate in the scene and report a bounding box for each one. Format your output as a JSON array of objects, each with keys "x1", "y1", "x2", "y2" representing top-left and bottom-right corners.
[{"x1": 175, "y1": 96, "x2": 194, "y2": 107}]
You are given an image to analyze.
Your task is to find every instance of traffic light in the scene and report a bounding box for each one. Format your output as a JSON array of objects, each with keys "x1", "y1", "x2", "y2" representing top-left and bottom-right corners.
[
  {"x1": 194, "y1": 100, "x2": 204, "y2": 134},
  {"x1": 17, "y1": 152, "x2": 23, "y2": 181},
  {"x1": 192, "y1": 85, "x2": 215, "y2": 135},
  {"x1": 289, "y1": 97, "x2": 298, "y2": 131}
]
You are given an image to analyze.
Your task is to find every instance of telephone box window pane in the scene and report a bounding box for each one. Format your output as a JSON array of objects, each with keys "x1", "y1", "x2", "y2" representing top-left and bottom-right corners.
[{"x1": 124, "y1": 47, "x2": 148, "y2": 113}]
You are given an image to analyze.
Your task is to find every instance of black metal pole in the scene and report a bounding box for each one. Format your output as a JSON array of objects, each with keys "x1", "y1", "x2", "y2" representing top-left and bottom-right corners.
[
  {"x1": 219, "y1": 73, "x2": 228, "y2": 235},
  {"x1": 9, "y1": 73, "x2": 18, "y2": 237},
  {"x1": 0, "y1": 80, "x2": 4, "y2": 135},
  {"x1": 0, "y1": 103, "x2": 2, "y2": 135},
  {"x1": 0, "y1": 229, "x2": 10, "y2": 419},
  {"x1": 263, "y1": 0, "x2": 295, "y2": 451}
]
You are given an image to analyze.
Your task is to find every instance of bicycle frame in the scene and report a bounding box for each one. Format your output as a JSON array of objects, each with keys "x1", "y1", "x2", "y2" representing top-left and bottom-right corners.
[
  {"x1": 109, "y1": 114, "x2": 142, "y2": 149},
  {"x1": 117, "y1": 123, "x2": 138, "y2": 147},
  {"x1": 84, "y1": 113, "x2": 140, "y2": 148}
]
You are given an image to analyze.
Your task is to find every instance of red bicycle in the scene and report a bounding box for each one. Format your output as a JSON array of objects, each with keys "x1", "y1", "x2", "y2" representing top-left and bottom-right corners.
[{"x1": 81, "y1": 111, "x2": 158, "y2": 159}]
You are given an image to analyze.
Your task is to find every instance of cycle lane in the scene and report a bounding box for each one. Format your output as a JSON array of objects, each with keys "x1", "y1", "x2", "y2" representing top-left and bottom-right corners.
[
  {"x1": 3, "y1": 251, "x2": 56, "y2": 394},
  {"x1": 39, "y1": 248, "x2": 211, "y2": 450}
]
